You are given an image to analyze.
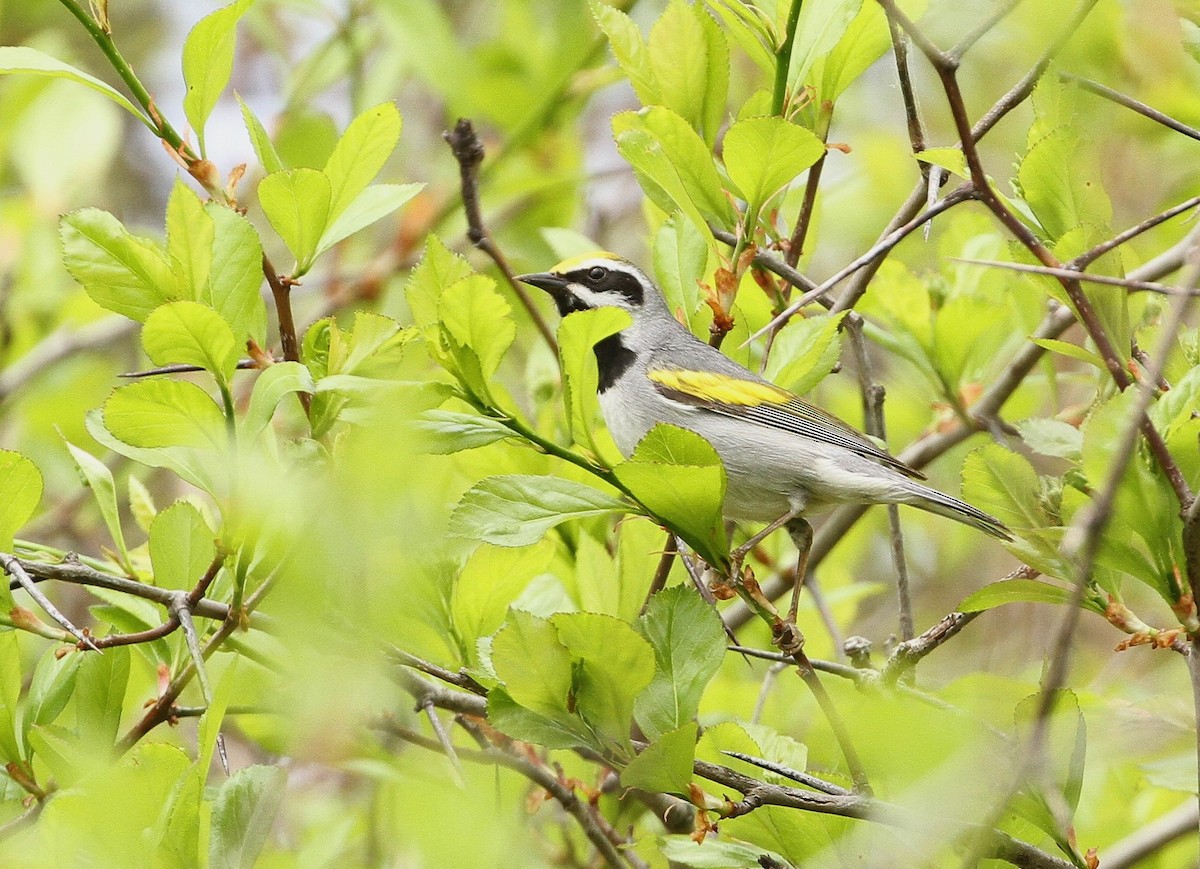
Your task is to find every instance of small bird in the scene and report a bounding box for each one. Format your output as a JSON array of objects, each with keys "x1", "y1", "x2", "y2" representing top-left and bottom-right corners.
[{"x1": 516, "y1": 253, "x2": 1009, "y2": 595}]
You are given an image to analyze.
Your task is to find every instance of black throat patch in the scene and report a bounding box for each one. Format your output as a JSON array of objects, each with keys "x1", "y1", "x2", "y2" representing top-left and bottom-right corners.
[{"x1": 594, "y1": 334, "x2": 636, "y2": 393}]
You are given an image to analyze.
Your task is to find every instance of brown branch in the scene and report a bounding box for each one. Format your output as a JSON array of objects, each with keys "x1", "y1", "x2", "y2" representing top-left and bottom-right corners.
[
  {"x1": 784, "y1": 104, "x2": 833, "y2": 268},
  {"x1": 640, "y1": 533, "x2": 677, "y2": 615},
  {"x1": 881, "y1": 610, "x2": 982, "y2": 684},
  {"x1": 444, "y1": 118, "x2": 558, "y2": 354},
  {"x1": 721, "y1": 749, "x2": 850, "y2": 796},
  {"x1": 948, "y1": 0, "x2": 1025, "y2": 59},
  {"x1": 1, "y1": 554, "x2": 98, "y2": 651}
]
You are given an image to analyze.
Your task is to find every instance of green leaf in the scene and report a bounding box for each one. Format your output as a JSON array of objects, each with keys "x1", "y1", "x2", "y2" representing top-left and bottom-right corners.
[
  {"x1": 812, "y1": 0, "x2": 928, "y2": 102},
  {"x1": 660, "y1": 836, "x2": 789, "y2": 869},
  {"x1": 635, "y1": 586, "x2": 727, "y2": 740},
  {"x1": 763, "y1": 311, "x2": 846, "y2": 394},
  {"x1": 103, "y1": 380, "x2": 227, "y2": 451},
  {"x1": 0, "y1": 633, "x2": 23, "y2": 763},
  {"x1": 961, "y1": 445, "x2": 1046, "y2": 533},
  {"x1": 621, "y1": 721, "x2": 697, "y2": 793},
  {"x1": 552, "y1": 611, "x2": 656, "y2": 747},
  {"x1": 0, "y1": 450, "x2": 43, "y2": 551},
  {"x1": 915, "y1": 146, "x2": 969, "y2": 179},
  {"x1": 487, "y1": 688, "x2": 588, "y2": 750},
  {"x1": 155, "y1": 766, "x2": 204, "y2": 869},
  {"x1": 165, "y1": 179, "x2": 214, "y2": 300},
  {"x1": 142, "y1": 301, "x2": 240, "y2": 387},
  {"x1": 76, "y1": 647, "x2": 130, "y2": 751},
  {"x1": 205, "y1": 204, "x2": 267, "y2": 345},
  {"x1": 1014, "y1": 690, "x2": 1087, "y2": 848},
  {"x1": 1017, "y1": 126, "x2": 1111, "y2": 242},
  {"x1": 404, "y1": 234, "x2": 474, "y2": 333},
  {"x1": 323, "y1": 102, "x2": 402, "y2": 222},
  {"x1": 613, "y1": 107, "x2": 732, "y2": 235},
  {"x1": 209, "y1": 765, "x2": 287, "y2": 869},
  {"x1": 491, "y1": 609, "x2": 575, "y2": 722},
  {"x1": 439, "y1": 275, "x2": 515, "y2": 398},
  {"x1": 1030, "y1": 337, "x2": 1105, "y2": 370},
  {"x1": 258, "y1": 167, "x2": 331, "y2": 274},
  {"x1": 614, "y1": 425, "x2": 728, "y2": 568},
  {"x1": 237, "y1": 94, "x2": 284, "y2": 174},
  {"x1": 648, "y1": 0, "x2": 728, "y2": 146},
  {"x1": 242, "y1": 362, "x2": 315, "y2": 439},
  {"x1": 959, "y1": 578, "x2": 1089, "y2": 613},
  {"x1": 60, "y1": 209, "x2": 178, "y2": 322},
  {"x1": 414, "y1": 410, "x2": 516, "y2": 455},
  {"x1": 182, "y1": 0, "x2": 255, "y2": 154},
  {"x1": 314, "y1": 182, "x2": 423, "y2": 258},
  {"x1": 63, "y1": 441, "x2": 129, "y2": 568},
  {"x1": 452, "y1": 542, "x2": 554, "y2": 667},
  {"x1": 787, "y1": 0, "x2": 864, "y2": 91},
  {"x1": 557, "y1": 306, "x2": 631, "y2": 455},
  {"x1": 1018, "y1": 418, "x2": 1083, "y2": 460},
  {"x1": 86, "y1": 411, "x2": 222, "y2": 496},
  {"x1": 0, "y1": 46, "x2": 149, "y2": 126},
  {"x1": 590, "y1": 0, "x2": 658, "y2": 105},
  {"x1": 449, "y1": 475, "x2": 626, "y2": 547},
  {"x1": 723, "y1": 116, "x2": 824, "y2": 208},
  {"x1": 653, "y1": 216, "x2": 708, "y2": 319},
  {"x1": 22, "y1": 649, "x2": 82, "y2": 757},
  {"x1": 149, "y1": 502, "x2": 216, "y2": 591}
]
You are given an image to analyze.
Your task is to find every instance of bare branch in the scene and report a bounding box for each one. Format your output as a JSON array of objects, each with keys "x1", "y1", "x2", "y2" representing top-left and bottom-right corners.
[
  {"x1": 2, "y1": 554, "x2": 98, "y2": 651},
  {"x1": 444, "y1": 118, "x2": 559, "y2": 354},
  {"x1": 953, "y1": 257, "x2": 1193, "y2": 295},
  {"x1": 1062, "y1": 72, "x2": 1200, "y2": 142}
]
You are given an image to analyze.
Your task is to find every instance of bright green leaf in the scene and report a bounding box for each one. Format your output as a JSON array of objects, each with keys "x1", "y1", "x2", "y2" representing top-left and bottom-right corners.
[
  {"x1": 63, "y1": 441, "x2": 129, "y2": 568},
  {"x1": 653, "y1": 216, "x2": 708, "y2": 319},
  {"x1": 590, "y1": 0, "x2": 658, "y2": 105},
  {"x1": 449, "y1": 475, "x2": 626, "y2": 547},
  {"x1": 959, "y1": 578, "x2": 1088, "y2": 613},
  {"x1": 0, "y1": 633, "x2": 23, "y2": 763},
  {"x1": 165, "y1": 179, "x2": 214, "y2": 300},
  {"x1": 452, "y1": 542, "x2": 554, "y2": 667},
  {"x1": 182, "y1": 0, "x2": 255, "y2": 154},
  {"x1": 1018, "y1": 418, "x2": 1083, "y2": 460},
  {"x1": 491, "y1": 609, "x2": 574, "y2": 721},
  {"x1": 237, "y1": 94, "x2": 284, "y2": 174},
  {"x1": 142, "y1": 301, "x2": 240, "y2": 386},
  {"x1": 635, "y1": 586, "x2": 727, "y2": 740},
  {"x1": 60, "y1": 209, "x2": 178, "y2": 322},
  {"x1": 242, "y1": 362, "x2": 315, "y2": 439},
  {"x1": 258, "y1": 167, "x2": 331, "y2": 274},
  {"x1": 205, "y1": 204, "x2": 267, "y2": 345},
  {"x1": 22, "y1": 649, "x2": 82, "y2": 757},
  {"x1": 76, "y1": 647, "x2": 130, "y2": 751},
  {"x1": 414, "y1": 410, "x2": 516, "y2": 455},
  {"x1": 315, "y1": 182, "x2": 423, "y2": 258},
  {"x1": 0, "y1": 46, "x2": 149, "y2": 126},
  {"x1": 723, "y1": 116, "x2": 824, "y2": 207},
  {"x1": 763, "y1": 311, "x2": 846, "y2": 394},
  {"x1": 103, "y1": 380, "x2": 227, "y2": 451},
  {"x1": 621, "y1": 721, "x2": 697, "y2": 793},
  {"x1": 0, "y1": 450, "x2": 43, "y2": 551},
  {"x1": 323, "y1": 102, "x2": 402, "y2": 221},
  {"x1": 149, "y1": 501, "x2": 216, "y2": 591}
]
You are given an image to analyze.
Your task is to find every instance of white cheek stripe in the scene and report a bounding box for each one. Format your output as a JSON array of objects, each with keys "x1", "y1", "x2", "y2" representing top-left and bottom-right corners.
[{"x1": 571, "y1": 285, "x2": 633, "y2": 310}]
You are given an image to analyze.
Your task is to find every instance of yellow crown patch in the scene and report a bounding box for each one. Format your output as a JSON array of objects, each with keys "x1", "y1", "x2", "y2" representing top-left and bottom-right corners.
[{"x1": 550, "y1": 251, "x2": 627, "y2": 273}]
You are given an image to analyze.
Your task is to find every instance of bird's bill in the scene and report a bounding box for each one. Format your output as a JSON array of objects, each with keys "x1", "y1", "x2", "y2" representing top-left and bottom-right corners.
[{"x1": 514, "y1": 272, "x2": 571, "y2": 298}]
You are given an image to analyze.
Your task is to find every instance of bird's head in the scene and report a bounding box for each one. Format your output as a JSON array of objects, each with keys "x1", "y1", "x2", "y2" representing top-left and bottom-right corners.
[{"x1": 516, "y1": 253, "x2": 664, "y2": 321}]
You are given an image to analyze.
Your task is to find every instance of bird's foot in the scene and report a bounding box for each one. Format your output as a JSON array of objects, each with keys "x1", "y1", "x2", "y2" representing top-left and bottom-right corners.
[{"x1": 772, "y1": 618, "x2": 805, "y2": 658}]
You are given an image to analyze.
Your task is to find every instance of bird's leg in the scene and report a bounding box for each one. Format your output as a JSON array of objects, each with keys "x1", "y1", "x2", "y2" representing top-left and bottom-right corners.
[
  {"x1": 775, "y1": 517, "x2": 814, "y2": 656},
  {"x1": 728, "y1": 508, "x2": 804, "y2": 581}
]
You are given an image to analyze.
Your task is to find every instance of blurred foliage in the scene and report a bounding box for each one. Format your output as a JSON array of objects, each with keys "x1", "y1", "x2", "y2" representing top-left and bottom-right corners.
[{"x1": 0, "y1": 0, "x2": 1197, "y2": 867}]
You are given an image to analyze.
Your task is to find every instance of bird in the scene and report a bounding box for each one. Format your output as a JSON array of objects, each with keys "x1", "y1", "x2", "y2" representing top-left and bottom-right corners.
[{"x1": 516, "y1": 252, "x2": 1009, "y2": 636}]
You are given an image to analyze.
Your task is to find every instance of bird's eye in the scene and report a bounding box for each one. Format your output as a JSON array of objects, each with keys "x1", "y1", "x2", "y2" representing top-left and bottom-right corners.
[{"x1": 587, "y1": 266, "x2": 607, "y2": 282}]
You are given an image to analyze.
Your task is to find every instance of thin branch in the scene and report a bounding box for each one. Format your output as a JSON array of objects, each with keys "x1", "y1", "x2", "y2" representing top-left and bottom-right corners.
[
  {"x1": 640, "y1": 533, "x2": 677, "y2": 615},
  {"x1": 886, "y1": 11, "x2": 927, "y2": 157},
  {"x1": 791, "y1": 649, "x2": 872, "y2": 795},
  {"x1": 1070, "y1": 195, "x2": 1200, "y2": 270},
  {"x1": 1102, "y1": 799, "x2": 1200, "y2": 869},
  {"x1": 784, "y1": 104, "x2": 833, "y2": 267},
  {"x1": 721, "y1": 750, "x2": 851, "y2": 796},
  {"x1": 949, "y1": 0, "x2": 1025, "y2": 59},
  {"x1": 953, "y1": 258, "x2": 1193, "y2": 295},
  {"x1": 881, "y1": 610, "x2": 983, "y2": 684},
  {"x1": 1, "y1": 554, "x2": 98, "y2": 651},
  {"x1": 0, "y1": 318, "x2": 135, "y2": 402},
  {"x1": 389, "y1": 648, "x2": 488, "y2": 695},
  {"x1": 444, "y1": 118, "x2": 558, "y2": 354},
  {"x1": 120, "y1": 358, "x2": 267, "y2": 379},
  {"x1": 1062, "y1": 72, "x2": 1200, "y2": 142}
]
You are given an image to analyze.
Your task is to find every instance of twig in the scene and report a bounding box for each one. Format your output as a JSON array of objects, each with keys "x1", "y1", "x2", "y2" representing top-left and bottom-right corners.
[
  {"x1": 790, "y1": 649, "x2": 872, "y2": 795},
  {"x1": 721, "y1": 750, "x2": 851, "y2": 796},
  {"x1": 443, "y1": 118, "x2": 558, "y2": 354},
  {"x1": 949, "y1": 0, "x2": 1025, "y2": 59},
  {"x1": 1, "y1": 554, "x2": 98, "y2": 651},
  {"x1": 1062, "y1": 72, "x2": 1200, "y2": 142},
  {"x1": 952, "y1": 258, "x2": 1191, "y2": 295},
  {"x1": 886, "y1": 10, "x2": 926, "y2": 157},
  {"x1": 0, "y1": 318, "x2": 135, "y2": 402},
  {"x1": 784, "y1": 103, "x2": 833, "y2": 267},
  {"x1": 120, "y1": 358, "x2": 267, "y2": 379},
  {"x1": 640, "y1": 533, "x2": 677, "y2": 615},
  {"x1": 1102, "y1": 799, "x2": 1200, "y2": 869},
  {"x1": 1069, "y1": 195, "x2": 1200, "y2": 270},
  {"x1": 881, "y1": 610, "x2": 983, "y2": 684}
]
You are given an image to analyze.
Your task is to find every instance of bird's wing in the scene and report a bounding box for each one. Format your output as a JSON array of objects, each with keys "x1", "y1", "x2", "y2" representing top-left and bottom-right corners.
[{"x1": 647, "y1": 367, "x2": 925, "y2": 480}]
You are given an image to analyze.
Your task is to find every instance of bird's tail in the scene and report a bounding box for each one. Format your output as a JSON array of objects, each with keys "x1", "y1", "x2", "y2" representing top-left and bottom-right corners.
[{"x1": 901, "y1": 482, "x2": 1011, "y2": 540}]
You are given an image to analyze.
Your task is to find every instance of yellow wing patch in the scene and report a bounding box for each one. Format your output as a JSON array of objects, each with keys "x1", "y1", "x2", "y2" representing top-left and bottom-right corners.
[
  {"x1": 551, "y1": 251, "x2": 625, "y2": 273},
  {"x1": 649, "y1": 369, "x2": 792, "y2": 407}
]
